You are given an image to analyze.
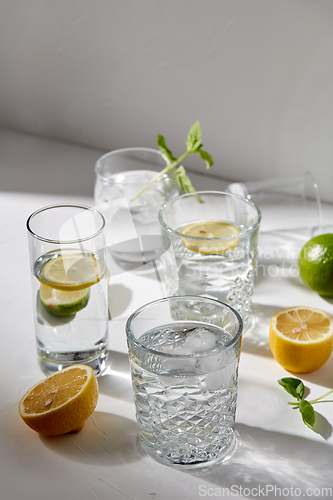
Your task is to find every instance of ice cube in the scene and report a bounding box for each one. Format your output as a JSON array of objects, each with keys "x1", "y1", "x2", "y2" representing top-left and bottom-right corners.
[{"x1": 160, "y1": 327, "x2": 218, "y2": 355}]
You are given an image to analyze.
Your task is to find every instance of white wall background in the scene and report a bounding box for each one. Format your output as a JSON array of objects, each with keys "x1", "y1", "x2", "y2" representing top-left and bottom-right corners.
[{"x1": 1, "y1": 0, "x2": 333, "y2": 201}]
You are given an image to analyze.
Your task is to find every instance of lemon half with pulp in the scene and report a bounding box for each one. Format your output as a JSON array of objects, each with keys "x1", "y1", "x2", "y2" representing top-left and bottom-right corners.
[
  {"x1": 18, "y1": 365, "x2": 99, "y2": 436},
  {"x1": 269, "y1": 306, "x2": 333, "y2": 373},
  {"x1": 180, "y1": 220, "x2": 240, "y2": 254}
]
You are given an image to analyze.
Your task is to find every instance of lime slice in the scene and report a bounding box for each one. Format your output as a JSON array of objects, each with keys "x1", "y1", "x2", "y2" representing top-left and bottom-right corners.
[
  {"x1": 180, "y1": 220, "x2": 241, "y2": 254},
  {"x1": 41, "y1": 253, "x2": 105, "y2": 291},
  {"x1": 39, "y1": 284, "x2": 90, "y2": 316}
]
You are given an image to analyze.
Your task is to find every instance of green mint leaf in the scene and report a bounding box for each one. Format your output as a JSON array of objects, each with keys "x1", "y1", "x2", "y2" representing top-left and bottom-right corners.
[
  {"x1": 299, "y1": 400, "x2": 316, "y2": 429},
  {"x1": 157, "y1": 135, "x2": 177, "y2": 164},
  {"x1": 296, "y1": 381, "x2": 305, "y2": 400},
  {"x1": 175, "y1": 166, "x2": 202, "y2": 202},
  {"x1": 132, "y1": 121, "x2": 213, "y2": 201},
  {"x1": 278, "y1": 378, "x2": 305, "y2": 401},
  {"x1": 198, "y1": 149, "x2": 214, "y2": 169},
  {"x1": 186, "y1": 121, "x2": 202, "y2": 152},
  {"x1": 175, "y1": 166, "x2": 196, "y2": 193}
]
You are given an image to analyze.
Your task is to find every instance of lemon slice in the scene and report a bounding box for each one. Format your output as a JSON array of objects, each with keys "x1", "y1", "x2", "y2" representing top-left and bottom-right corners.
[
  {"x1": 39, "y1": 284, "x2": 90, "y2": 317},
  {"x1": 41, "y1": 253, "x2": 105, "y2": 291},
  {"x1": 18, "y1": 365, "x2": 99, "y2": 436},
  {"x1": 180, "y1": 220, "x2": 240, "y2": 254},
  {"x1": 269, "y1": 306, "x2": 333, "y2": 373}
]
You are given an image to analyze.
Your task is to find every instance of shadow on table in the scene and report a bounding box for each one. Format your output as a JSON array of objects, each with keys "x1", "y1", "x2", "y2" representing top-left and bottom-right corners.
[
  {"x1": 98, "y1": 351, "x2": 133, "y2": 404},
  {"x1": 241, "y1": 303, "x2": 277, "y2": 358},
  {"x1": 189, "y1": 422, "x2": 333, "y2": 493},
  {"x1": 108, "y1": 283, "x2": 132, "y2": 318},
  {"x1": 40, "y1": 411, "x2": 140, "y2": 466},
  {"x1": 292, "y1": 355, "x2": 333, "y2": 390}
]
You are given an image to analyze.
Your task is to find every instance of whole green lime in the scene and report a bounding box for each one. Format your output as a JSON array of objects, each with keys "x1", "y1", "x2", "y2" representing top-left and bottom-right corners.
[{"x1": 298, "y1": 234, "x2": 333, "y2": 297}]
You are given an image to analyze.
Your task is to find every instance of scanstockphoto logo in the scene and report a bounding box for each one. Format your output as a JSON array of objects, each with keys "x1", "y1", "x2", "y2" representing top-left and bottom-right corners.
[{"x1": 198, "y1": 484, "x2": 333, "y2": 497}]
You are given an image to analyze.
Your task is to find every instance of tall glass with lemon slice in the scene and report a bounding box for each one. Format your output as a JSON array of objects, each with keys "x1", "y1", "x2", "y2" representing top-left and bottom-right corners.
[
  {"x1": 27, "y1": 204, "x2": 109, "y2": 376},
  {"x1": 158, "y1": 191, "x2": 261, "y2": 329}
]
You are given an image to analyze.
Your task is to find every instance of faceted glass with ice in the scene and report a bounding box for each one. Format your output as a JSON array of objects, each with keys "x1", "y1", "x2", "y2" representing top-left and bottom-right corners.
[{"x1": 126, "y1": 296, "x2": 243, "y2": 469}]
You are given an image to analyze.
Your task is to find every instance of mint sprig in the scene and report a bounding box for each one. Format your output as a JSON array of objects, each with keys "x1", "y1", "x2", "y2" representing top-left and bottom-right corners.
[
  {"x1": 131, "y1": 121, "x2": 213, "y2": 202},
  {"x1": 278, "y1": 377, "x2": 305, "y2": 400},
  {"x1": 278, "y1": 377, "x2": 333, "y2": 430}
]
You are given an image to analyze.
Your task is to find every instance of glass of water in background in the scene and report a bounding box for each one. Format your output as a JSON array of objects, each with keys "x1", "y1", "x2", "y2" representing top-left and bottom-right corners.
[
  {"x1": 26, "y1": 204, "x2": 109, "y2": 376},
  {"x1": 225, "y1": 172, "x2": 323, "y2": 273},
  {"x1": 94, "y1": 148, "x2": 179, "y2": 264},
  {"x1": 225, "y1": 171, "x2": 321, "y2": 234},
  {"x1": 158, "y1": 191, "x2": 261, "y2": 330},
  {"x1": 126, "y1": 295, "x2": 243, "y2": 469}
]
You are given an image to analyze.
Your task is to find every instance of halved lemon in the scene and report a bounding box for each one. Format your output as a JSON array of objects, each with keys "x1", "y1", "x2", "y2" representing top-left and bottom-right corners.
[
  {"x1": 41, "y1": 253, "x2": 105, "y2": 291},
  {"x1": 269, "y1": 306, "x2": 333, "y2": 373},
  {"x1": 180, "y1": 220, "x2": 240, "y2": 254},
  {"x1": 39, "y1": 284, "x2": 90, "y2": 316},
  {"x1": 18, "y1": 365, "x2": 98, "y2": 436}
]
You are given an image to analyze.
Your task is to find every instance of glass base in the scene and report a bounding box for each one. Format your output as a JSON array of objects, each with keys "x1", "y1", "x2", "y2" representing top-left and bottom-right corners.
[
  {"x1": 138, "y1": 432, "x2": 237, "y2": 470},
  {"x1": 37, "y1": 347, "x2": 109, "y2": 377}
]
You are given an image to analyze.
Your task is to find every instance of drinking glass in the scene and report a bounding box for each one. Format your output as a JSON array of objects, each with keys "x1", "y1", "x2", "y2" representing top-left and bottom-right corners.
[
  {"x1": 226, "y1": 172, "x2": 322, "y2": 267},
  {"x1": 158, "y1": 191, "x2": 261, "y2": 329},
  {"x1": 126, "y1": 295, "x2": 243, "y2": 469},
  {"x1": 94, "y1": 148, "x2": 179, "y2": 263},
  {"x1": 26, "y1": 204, "x2": 109, "y2": 376},
  {"x1": 225, "y1": 172, "x2": 321, "y2": 234}
]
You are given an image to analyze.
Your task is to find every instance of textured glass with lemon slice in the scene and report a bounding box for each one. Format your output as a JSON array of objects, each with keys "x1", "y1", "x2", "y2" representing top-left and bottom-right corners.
[
  {"x1": 27, "y1": 205, "x2": 109, "y2": 376},
  {"x1": 159, "y1": 192, "x2": 261, "y2": 329}
]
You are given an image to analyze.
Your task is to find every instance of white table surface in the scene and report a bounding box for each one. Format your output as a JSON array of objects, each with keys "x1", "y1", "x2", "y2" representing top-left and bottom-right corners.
[{"x1": 1, "y1": 185, "x2": 333, "y2": 500}]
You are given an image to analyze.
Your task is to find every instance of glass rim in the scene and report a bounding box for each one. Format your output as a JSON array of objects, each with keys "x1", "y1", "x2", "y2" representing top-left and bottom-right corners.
[
  {"x1": 158, "y1": 190, "x2": 261, "y2": 241},
  {"x1": 94, "y1": 147, "x2": 167, "y2": 183},
  {"x1": 126, "y1": 295, "x2": 243, "y2": 358},
  {"x1": 26, "y1": 203, "x2": 106, "y2": 244}
]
